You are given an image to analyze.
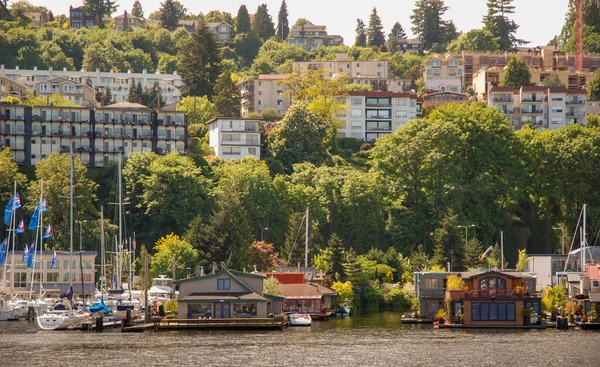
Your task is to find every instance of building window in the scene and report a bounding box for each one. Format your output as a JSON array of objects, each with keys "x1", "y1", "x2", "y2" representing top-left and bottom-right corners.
[
  {"x1": 472, "y1": 302, "x2": 515, "y2": 321},
  {"x1": 46, "y1": 272, "x2": 59, "y2": 282},
  {"x1": 248, "y1": 147, "x2": 257, "y2": 156},
  {"x1": 351, "y1": 109, "x2": 362, "y2": 118},
  {"x1": 424, "y1": 278, "x2": 440, "y2": 289},
  {"x1": 217, "y1": 278, "x2": 231, "y2": 290},
  {"x1": 396, "y1": 110, "x2": 407, "y2": 118},
  {"x1": 396, "y1": 99, "x2": 407, "y2": 106},
  {"x1": 351, "y1": 97, "x2": 362, "y2": 106},
  {"x1": 424, "y1": 299, "x2": 441, "y2": 313}
]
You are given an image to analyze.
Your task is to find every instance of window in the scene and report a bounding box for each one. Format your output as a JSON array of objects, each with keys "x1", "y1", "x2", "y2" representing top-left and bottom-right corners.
[
  {"x1": 248, "y1": 147, "x2": 257, "y2": 156},
  {"x1": 233, "y1": 302, "x2": 257, "y2": 317},
  {"x1": 396, "y1": 99, "x2": 407, "y2": 106},
  {"x1": 222, "y1": 147, "x2": 241, "y2": 156},
  {"x1": 551, "y1": 105, "x2": 563, "y2": 113},
  {"x1": 472, "y1": 302, "x2": 515, "y2": 321},
  {"x1": 217, "y1": 278, "x2": 230, "y2": 290},
  {"x1": 396, "y1": 110, "x2": 407, "y2": 118},
  {"x1": 351, "y1": 121, "x2": 362, "y2": 129},
  {"x1": 351, "y1": 109, "x2": 362, "y2": 118},
  {"x1": 424, "y1": 299, "x2": 441, "y2": 313},
  {"x1": 552, "y1": 118, "x2": 563, "y2": 124},
  {"x1": 424, "y1": 278, "x2": 440, "y2": 289},
  {"x1": 31, "y1": 139, "x2": 36, "y2": 144},
  {"x1": 46, "y1": 272, "x2": 59, "y2": 282},
  {"x1": 351, "y1": 97, "x2": 363, "y2": 106}
]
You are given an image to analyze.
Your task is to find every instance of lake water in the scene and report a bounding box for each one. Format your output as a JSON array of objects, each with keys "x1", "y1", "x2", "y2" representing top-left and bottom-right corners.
[{"x1": 1, "y1": 312, "x2": 599, "y2": 366}]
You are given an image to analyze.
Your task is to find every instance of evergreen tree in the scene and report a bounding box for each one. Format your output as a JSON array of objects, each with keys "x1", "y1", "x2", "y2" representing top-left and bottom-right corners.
[
  {"x1": 482, "y1": 0, "x2": 526, "y2": 51},
  {"x1": 131, "y1": 0, "x2": 144, "y2": 18},
  {"x1": 499, "y1": 56, "x2": 531, "y2": 89},
  {"x1": 431, "y1": 210, "x2": 466, "y2": 271},
  {"x1": 177, "y1": 15, "x2": 222, "y2": 98},
  {"x1": 127, "y1": 78, "x2": 136, "y2": 102},
  {"x1": 236, "y1": 5, "x2": 251, "y2": 34},
  {"x1": 464, "y1": 237, "x2": 484, "y2": 270},
  {"x1": 388, "y1": 22, "x2": 407, "y2": 53},
  {"x1": 355, "y1": 18, "x2": 367, "y2": 47},
  {"x1": 343, "y1": 248, "x2": 364, "y2": 284},
  {"x1": 589, "y1": 70, "x2": 600, "y2": 101},
  {"x1": 276, "y1": 0, "x2": 289, "y2": 40},
  {"x1": 542, "y1": 73, "x2": 566, "y2": 88},
  {"x1": 135, "y1": 81, "x2": 144, "y2": 97},
  {"x1": 444, "y1": 20, "x2": 458, "y2": 44},
  {"x1": 104, "y1": 86, "x2": 114, "y2": 105},
  {"x1": 252, "y1": 4, "x2": 276, "y2": 40},
  {"x1": 367, "y1": 7, "x2": 386, "y2": 48},
  {"x1": 83, "y1": 0, "x2": 118, "y2": 28},
  {"x1": 410, "y1": 0, "x2": 450, "y2": 50},
  {"x1": 141, "y1": 81, "x2": 165, "y2": 109},
  {"x1": 159, "y1": 0, "x2": 185, "y2": 31},
  {"x1": 409, "y1": 244, "x2": 430, "y2": 271},
  {"x1": 213, "y1": 71, "x2": 242, "y2": 117},
  {"x1": 326, "y1": 233, "x2": 345, "y2": 281}
]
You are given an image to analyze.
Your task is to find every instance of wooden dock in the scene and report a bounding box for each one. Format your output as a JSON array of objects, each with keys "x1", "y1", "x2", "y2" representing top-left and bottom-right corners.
[
  {"x1": 157, "y1": 318, "x2": 287, "y2": 331},
  {"x1": 122, "y1": 323, "x2": 157, "y2": 333},
  {"x1": 310, "y1": 313, "x2": 334, "y2": 321},
  {"x1": 400, "y1": 318, "x2": 434, "y2": 324},
  {"x1": 438, "y1": 324, "x2": 548, "y2": 330}
]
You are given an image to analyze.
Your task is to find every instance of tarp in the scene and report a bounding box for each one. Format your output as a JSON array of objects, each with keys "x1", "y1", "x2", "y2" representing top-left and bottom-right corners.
[{"x1": 89, "y1": 299, "x2": 112, "y2": 314}]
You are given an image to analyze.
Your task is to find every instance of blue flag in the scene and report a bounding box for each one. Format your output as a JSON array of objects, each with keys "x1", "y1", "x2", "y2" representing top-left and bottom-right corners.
[
  {"x1": 50, "y1": 251, "x2": 58, "y2": 269},
  {"x1": 43, "y1": 224, "x2": 53, "y2": 240},
  {"x1": 29, "y1": 205, "x2": 39, "y2": 230},
  {"x1": 13, "y1": 193, "x2": 21, "y2": 209},
  {"x1": 4, "y1": 197, "x2": 13, "y2": 226},
  {"x1": 0, "y1": 238, "x2": 7, "y2": 267},
  {"x1": 22, "y1": 244, "x2": 28, "y2": 262},
  {"x1": 16, "y1": 219, "x2": 25, "y2": 234},
  {"x1": 26, "y1": 244, "x2": 34, "y2": 269},
  {"x1": 40, "y1": 198, "x2": 48, "y2": 212},
  {"x1": 60, "y1": 285, "x2": 74, "y2": 301}
]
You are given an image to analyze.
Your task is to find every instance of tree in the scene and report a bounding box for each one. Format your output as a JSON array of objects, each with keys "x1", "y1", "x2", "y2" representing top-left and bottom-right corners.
[
  {"x1": 411, "y1": 0, "x2": 451, "y2": 50},
  {"x1": 409, "y1": 244, "x2": 430, "y2": 271},
  {"x1": 464, "y1": 237, "x2": 484, "y2": 270},
  {"x1": 0, "y1": 96, "x2": 22, "y2": 105},
  {"x1": 245, "y1": 241, "x2": 286, "y2": 271},
  {"x1": 131, "y1": 0, "x2": 143, "y2": 18},
  {"x1": 233, "y1": 30, "x2": 263, "y2": 66},
  {"x1": 236, "y1": 5, "x2": 251, "y2": 34},
  {"x1": 127, "y1": 78, "x2": 139, "y2": 103},
  {"x1": 276, "y1": 0, "x2": 289, "y2": 40},
  {"x1": 432, "y1": 210, "x2": 466, "y2": 271},
  {"x1": 83, "y1": 0, "x2": 118, "y2": 28},
  {"x1": 177, "y1": 15, "x2": 222, "y2": 98},
  {"x1": 447, "y1": 29, "x2": 500, "y2": 53},
  {"x1": 589, "y1": 70, "x2": 600, "y2": 101},
  {"x1": 482, "y1": 0, "x2": 527, "y2": 51},
  {"x1": 157, "y1": 54, "x2": 178, "y2": 74},
  {"x1": 0, "y1": 148, "x2": 27, "y2": 204},
  {"x1": 367, "y1": 7, "x2": 385, "y2": 48},
  {"x1": 294, "y1": 18, "x2": 312, "y2": 27},
  {"x1": 263, "y1": 277, "x2": 283, "y2": 296},
  {"x1": 355, "y1": 19, "x2": 367, "y2": 47},
  {"x1": 559, "y1": 0, "x2": 600, "y2": 53},
  {"x1": 326, "y1": 233, "x2": 346, "y2": 281},
  {"x1": 542, "y1": 73, "x2": 566, "y2": 88},
  {"x1": 176, "y1": 95, "x2": 218, "y2": 125},
  {"x1": 268, "y1": 102, "x2": 331, "y2": 170},
  {"x1": 141, "y1": 81, "x2": 165, "y2": 109},
  {"x1": 388, "y1": 22, "x2": 407, "y2": 53},
  {"x1": 515, "y1": 248, "x2": 531, "y2": 271},
  {"x1": 213, "y1": 71, "x2": 242, "y2": 117},
  {"x1": 499, "y1": 56, "x2": 532, "y2": 89},
  {"x1": 149, "y1": 234, "x2": 199, "y2": 280},
  {"x1": 159, "y1": 0, "x2": 186, "y2": 31},
  {"x1": 252, "y1": 4, "x2": 276, "y2": 40},
  {"x1": 26, "y1": 93, "x2": 80, "y2": 107}
]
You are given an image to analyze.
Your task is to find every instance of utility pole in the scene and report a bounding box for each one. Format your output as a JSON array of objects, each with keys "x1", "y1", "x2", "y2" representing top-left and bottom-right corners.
[
  {"x1": 171, "y1": 255, "x2": 177, "y2": 300},
  {"x1": 500, "y1": 231, "x2": 504, "y2": 270},
  {"x1": 144, "y1": 254, "x2": 149, "y2": 322},
  {"x1": 305, "y1": 206, "x2": 309, "y2": 269}
]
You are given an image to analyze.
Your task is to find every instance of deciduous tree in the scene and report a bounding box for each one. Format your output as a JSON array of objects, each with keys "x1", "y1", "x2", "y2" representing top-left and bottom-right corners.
[
  {"x1": 499, "y1": 56, "x2": 531, "y2": 89},
  {"x1": 149, "y1": 233, "x2": 199, "y2": 279}
]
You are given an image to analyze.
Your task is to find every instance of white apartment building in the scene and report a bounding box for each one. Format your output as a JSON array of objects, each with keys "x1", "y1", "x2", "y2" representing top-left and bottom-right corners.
[
  {"x1": 339, "y1": 91, "x2": 419, "y2": 142},
  {"x1": 488, "y1": 86, "x2": 587, "y2": 129},
  {"x1": 2, "y1": 251, "x2": 97, "y2": 296},
  {"x1": 239, "y1": 74, "x2": 291, "y2": 117},
  {"x1": 287, "y1": 24, "x2": 343, "y2": 51},
  {"x1": 0, "y1": 65, "x2": 182, "y2": 105},
  {"x1": 293, "y1": 54, "x2": 409, "y2": 92},
  {"x1": 424, "y1": 55, "x2": 464, "y2": 93},
  {"x1": 206, "y1": 117, "x2": 262, "y2": 159},
  {"x1": 34, "y1": 76, "x2": 96, "y2": 107}
]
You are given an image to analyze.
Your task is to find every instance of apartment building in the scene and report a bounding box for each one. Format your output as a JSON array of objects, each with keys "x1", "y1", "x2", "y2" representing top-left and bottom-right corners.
[
  {"x1": 113, "y1": 11, "x2": 145, "y2": 30},
  {"x1": 239, "y1": 74, "x2": 290, "y2": 117},
  {"x1": 421, "y1": 91, "x2": 469, "y2": 110},
  {"x1": 293, "y1": 54, "x2": 409, "y2": 92},
  {"x1": 424, "y1": 55, "x2": 465, "y2": 93},
  {"x1": 488, "y1": 86, "x2": 587, "y2": 129},
  {"x1": 4, "y1": 251, "x2": 97, "y2": 296},
  {"x1": 287, "y1": 24, "x2": 344, "y2": 51},
  {"x1": 207, "y1": 22, "x2": 233, "y2": 42},
  {"x1": 206, "y1": 117, "x2": 261, "y2": 159},
  {"x1": 0, "y1": 65, "x2": 182, "y2": 105},
  {"x1": 24, "y1": 12, "x2": 48, "y2": 27},
  {"x1": 402, "y1": 38, "x2": 423, "y2": 54},
  {"x1": 0, "y1": 76, "x2": 28, "y2": 101},
  {"x1": 69, "y1": 5, "x2": 95, "y2": 28},
  {"x1": 339, "y1": 91, "x2": 418, "y2": 142},
  {"x1": 34, "y1": 77, "x2": 96, "y2": 107},
  {"x1": 473, "y1": 66, "x2": 595, "y2": 101},
  {"x1": 0, "y1": 102, "x2": 187, "y2": 166}
]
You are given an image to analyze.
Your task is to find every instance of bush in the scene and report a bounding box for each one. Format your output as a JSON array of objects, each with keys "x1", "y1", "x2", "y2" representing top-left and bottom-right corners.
[
  {"x1": 359, "y1": 143, "x2": 373, "y2": 151},
  {"x1": 337, "y1": 137, "x2": 362, "y2": 152}
]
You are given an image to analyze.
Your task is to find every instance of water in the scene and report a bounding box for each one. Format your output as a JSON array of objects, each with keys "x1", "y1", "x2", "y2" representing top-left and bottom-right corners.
[{"x1": 2, "y1": 312, "x2": 599, "y2": 366}]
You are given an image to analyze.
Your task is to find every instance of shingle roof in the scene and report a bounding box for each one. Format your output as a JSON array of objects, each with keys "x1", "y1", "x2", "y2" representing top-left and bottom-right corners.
[
  {"x1": 278, "y1": 283, "x2": 324, "y2": 298},
  {"x1": 101, "y1": 101, "x2": 151, "y2": 110}
]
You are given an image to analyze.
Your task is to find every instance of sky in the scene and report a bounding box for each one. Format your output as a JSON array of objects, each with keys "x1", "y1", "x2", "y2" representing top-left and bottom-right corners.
[{"x1": 36, "y1": 0, "x2": 569, "y2": 47}]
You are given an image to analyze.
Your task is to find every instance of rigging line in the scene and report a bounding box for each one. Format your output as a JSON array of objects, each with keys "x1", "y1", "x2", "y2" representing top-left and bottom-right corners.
[
  {"x1": 287, "y1": 212, "x2": 307, "y2": 265},
  {"x1": 591, "y1": 206, "x2": 600, "y2": 248}
]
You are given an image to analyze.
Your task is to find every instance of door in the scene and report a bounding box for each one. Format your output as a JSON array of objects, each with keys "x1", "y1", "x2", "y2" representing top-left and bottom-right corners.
[{"x1": 214, "y1": 302, "x2": 230, "y2": 318}]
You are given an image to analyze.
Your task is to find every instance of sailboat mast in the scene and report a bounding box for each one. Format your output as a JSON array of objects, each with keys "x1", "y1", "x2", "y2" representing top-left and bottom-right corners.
[
  {"x1": 69, "y1": 142, "x2": 74, "y2": 290},
  {"x1": 9, "y1": 181, "x2": 16, "y2": 298},
  {"x1": 38, "y1": 179, "x2": 44, "y2": 298},
  {"x1": 100, "y1": 205, "x2": 105, "y2": 293},
  {"x1": 305, "y1": 206, "x2": 309, "y2": 269},
  {"x1": 117, "y1": 153, "x2": 123, "y2": 289},
  {"x1": 29, "y1": 179, "x2": 44, "y2": 300},
  {"x1": 583, "y1": 204, "x2": 587, "y2": 270}
]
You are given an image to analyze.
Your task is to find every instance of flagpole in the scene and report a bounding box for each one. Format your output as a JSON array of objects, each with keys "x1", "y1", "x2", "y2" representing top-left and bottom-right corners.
[
  {"x1": 38, "y1": 179, "x2": 44, "y2": 299},
  {"x1": 29, "y1": 179, "x2": 43, "y2": 300},
  {"x1": 10, "y1": 181, "x2": 16, "y2": 299}
]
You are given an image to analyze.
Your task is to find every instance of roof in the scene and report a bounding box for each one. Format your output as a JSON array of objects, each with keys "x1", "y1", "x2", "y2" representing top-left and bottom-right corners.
[
  {"x1": 348, "y1": 91, "x2": 417, "y2": 99},
  {"x1": 489, "y1": 86, "x2": 516, "y2": 93},
  {"x1": 204, "y1": 117, "x2": 262, "y2": 125},
  {"x1": 309, "y1": 283, "x2": 337, "y2": 296},
  {"x1": 423, "y1": 91, "x2": 468, "y2": 98},
  {"x1": 406, "y1": 38, "x2": 422, "y2": 45},
  {"x1": 459, "y1": 270, "x2": 537, "y2": 280},
  {"x1": 180, "y1": 291, "x2": 267, "y2": 303},
  {"x1": 41, "y1": 76, "x2": 80, "y2": 85},
  {"x1": 257, "y1": 74, "x2": 289, "y2": 80},
  {"x1": 172, "y1": 268, "x2": 263, "y2": 294},
  {"x1": 160, "y1": 101, "x2": 179, "y2": 112},
  {"x1": 521, "y1": 86, "x2": 547, "y2": 92},
  {"x1": 207, "y1": 22, "x2": 232, "y2": 28},
  {"x1": 546, "y1": 88, "x2": 587, "y2": 95},
  {"x1": 277, "y1": 283, "x2": 324, "y2": 298},
  {"x1": 101, "y1": 101, "x2": 151, "y2": 110}
]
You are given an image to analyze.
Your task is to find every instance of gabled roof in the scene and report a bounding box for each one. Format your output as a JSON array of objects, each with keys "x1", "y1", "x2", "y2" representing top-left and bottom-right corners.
[
  {"x1": 101, "y1": 101, "x2": 151, "y2": 110},
  {"x1": 207, "y1": 22, "x2": 232, "y2": 28},
  {"x1": 42, "y1": 76, "x2": 80, "y2": 85},
  {"x1": 172, "y1": 268, "x2": 260, "y2": 295},
  {"x1": 278, "y1": 283, "x2": 324, "y2": 298},
  {"x1": 459, "y1": 270, "x2": 536, "y2": 280}
]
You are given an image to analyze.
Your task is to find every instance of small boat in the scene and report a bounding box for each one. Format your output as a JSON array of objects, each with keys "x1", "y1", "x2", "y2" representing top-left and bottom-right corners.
[
  {"x1": 288, "y1": 313, "x2": 312, "y2": 327},
  {"x1": 0, "y1": 307, "x2": 16, "y2": 321},
  {"x1": 37, "y1": 309, "x2": 91, "y2": 330}
]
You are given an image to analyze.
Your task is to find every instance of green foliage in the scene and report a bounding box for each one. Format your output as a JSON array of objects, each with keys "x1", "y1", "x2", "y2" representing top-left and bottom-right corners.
[
  {"x1": 213, "y1": 71, "x2": 241, "y2": 117},
  {"x1": 411, "y1": 0, "x2": 452, "y2": 50},
  {"x1": 499, "y1": 56, "x2": 532, "y2": 89},
  {"x1": 482, "y1": 0, "x2": 526, "y2": 51},
  {"x1": 252, "y1": 4, "x2": 275, "y2": 40},
  {"x1": 541, "y1": 286, "x2": 567, "y2": 314},
  {"x1": 388, "y1": 22, "x2": 407, "y2": 53},
  {"x1": 331, "y1": 281, "x2": 354, "y2": 303},
  {"x1": 177, "y1": 96, "x2": 217, "y2": 125},
  {"x1": 464, "y1": 237, "x2": 484, "y2": 269},
  {"x1": 0, "y1": 147, "x2": 27, "y2": 203},
  {"x1": 263, "y1": 276, "x2": 283, "y2": 296},
  {"x1": 233, "y1": 30, "x2": 263, "y2": 66},
  {"x1": 559, "y1": 0, "x2": 600, "y2": 53},
  {"x1": 355, "y1": 19, "x2": 366, "y2": 47},
  {"x1": 588, "y1": 114, "x2": 600, "y2": 128},
  {"x1": 177, "y1": 16, "x2": 222, "y2": 98},
  {"x1": 367, "y1": 7, "x2": 385, "y2": 48},
  {"x1": 163, "y1": 299, "x2": 178, "y2": 315},
  {"x1": 447, "y1": 29, "x2": 500, "y2": 53},
  {"x1": 446, "y1": 274, "x2": 464, "y2": 290},
  {"x1": 159, "y1": 0, "x2": 187, "y2": 31},
  {"x1": 515, "y1": 248, "x2": 531, "y2": 271},
  {"x1": 149, "y1": 233, "x2": 199, "y2": 279},
  {"x1": 268, "y1": 102, "x2": 331, "y2": 170},
  {"x1": 276, "y1": 0, "x2": 289, "y2": 40},
  {"x1": 0, "y1": 96, "x2": 22, "y2": 105},
  {"x1": 235, "y1": 5, "x2": 251, "y2": 34},
  {"x1": 83, "y1": 0, "x2": 118, "y2": 28},
  {"x1": 157, "y1": 54, "x2": 178, "y2": 74},
  {"x1": 131, "y1": 0, "x2": 144, "y2": 18},
  {"x1": 542, "y1": 73, "x2": 566, "y2": 88},
  {"x1": 589, "y1": 71, "x2": 600, "y2": 101},
  {"x1": 432, "y1": 210, "x2": 465, "y2": 271},
  {"x1": 390, "y1": 52, "x2": 424, "y2": 81}
]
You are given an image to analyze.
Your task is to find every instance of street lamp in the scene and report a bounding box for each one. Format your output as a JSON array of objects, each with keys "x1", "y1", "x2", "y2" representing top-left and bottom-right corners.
[
  {"x1": 457, "y1": 224, "x2": 476, "y2": 248},
  {"x1": 553, "y1": 227, "x2": 565, "y2": 255},
  {"x1": 261, "y1": 227, "x2": 269, "y2": 242},
  {"x1": 76, "y1": 220, "x2": 87, "y2": 251}
]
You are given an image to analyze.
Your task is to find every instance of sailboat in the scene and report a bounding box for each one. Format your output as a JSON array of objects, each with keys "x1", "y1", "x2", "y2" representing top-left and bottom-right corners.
[
  {"x1": 0, "y1": 183, "x2": 21, "y2": 321},
  {"x1": 37, "y1": 144, "x2": 91, "y2": 330}
]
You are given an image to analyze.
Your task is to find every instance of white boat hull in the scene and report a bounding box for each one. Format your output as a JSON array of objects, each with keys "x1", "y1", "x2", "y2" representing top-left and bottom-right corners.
[
  {"x1": 37, "y1": 311, "x2": 90, "y2": 330},
  {"x1": 0, "y1": 308, "x2": 16, "y2": 321},
  {"x1": 289, "y1": 314, "x2": 312, "y2": 327}
]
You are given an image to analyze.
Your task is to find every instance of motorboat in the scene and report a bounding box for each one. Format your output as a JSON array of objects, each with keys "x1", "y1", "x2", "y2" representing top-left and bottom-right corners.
[
  {"x1": 0, "y1": 307, "x2": 16, "y2": 321},
  {"x1": 37, "y1": 308, "x2": 91, "y2": 330},
  {"x1": 288, "y1": 313, "x2": 312, "y2": 327}
]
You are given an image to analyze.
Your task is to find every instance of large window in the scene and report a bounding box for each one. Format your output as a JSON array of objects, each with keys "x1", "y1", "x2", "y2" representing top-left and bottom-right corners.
[
  {"x1": 472, "y1": 302, "x2": 515, "y2": 321},
  {"x1": 424, "y1": 278, "x2": 440, "y2": 289},
  {"x1": 217, "y1": 278, "x2": 231, "y2": 290},
  {"x1": 233, "y1": 302, "x2": 257, "y2": 317},
  {"x1": 479, "y1": 277, "x2": 506, "y2": 290},
  {"x1": 351, "y1": 97, "x2": 363, "y2": 106},
  {"x1": 283, "y1": 299, "x2": 321, "y2": 313},
  {"x1": 188, "y1": 303, "x2": 212, "y2": 318},
  {"x1": 424, "y1": 299, "x2": 441, "y2": 313}
]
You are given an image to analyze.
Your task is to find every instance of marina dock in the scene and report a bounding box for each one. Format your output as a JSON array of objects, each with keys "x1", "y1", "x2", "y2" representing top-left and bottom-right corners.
[{"x1": 158, "y1": 318, "x2": 287, "y2": 331}]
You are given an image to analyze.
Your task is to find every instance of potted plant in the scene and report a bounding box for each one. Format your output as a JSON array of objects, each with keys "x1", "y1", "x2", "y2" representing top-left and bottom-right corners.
[
  {"x1": 435, "y1": 309, "x2": 447, "y2": 325},
  {"x1": 515, "y1": 285, "x2": 524, "y2": 296},
  {"x1": 522, "y1": 307, "x2": 534, "y2": 326}
]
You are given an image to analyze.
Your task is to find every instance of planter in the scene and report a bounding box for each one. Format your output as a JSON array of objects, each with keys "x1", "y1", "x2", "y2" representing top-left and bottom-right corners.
[
  {"x1": 524, "y1": 316, "x2": 530, "y2": 326},
  {"x1": 438, "y1": 318, "x2": 445, "y2": 325}
]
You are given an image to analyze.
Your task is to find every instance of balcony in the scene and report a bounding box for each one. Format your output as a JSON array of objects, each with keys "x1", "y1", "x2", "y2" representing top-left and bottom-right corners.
[
  {"x1": 566, "y1": 111, "x2": 585, "y2": 117},
  {"x1": 366, "y1": 103, "x2": 392, "y2": 108},
  {"x1": 521, "y1": 98, "x2": 542, "y2": 103},
  {"x1": 492, "y1": 97, "x2": 513, "y2": 103},
  {"x1": 521, "y1": 109, "x2": 544, "y2": 115},
  {"x1": 566, "y1": 99, "x2": 585, "y2": 105}
]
